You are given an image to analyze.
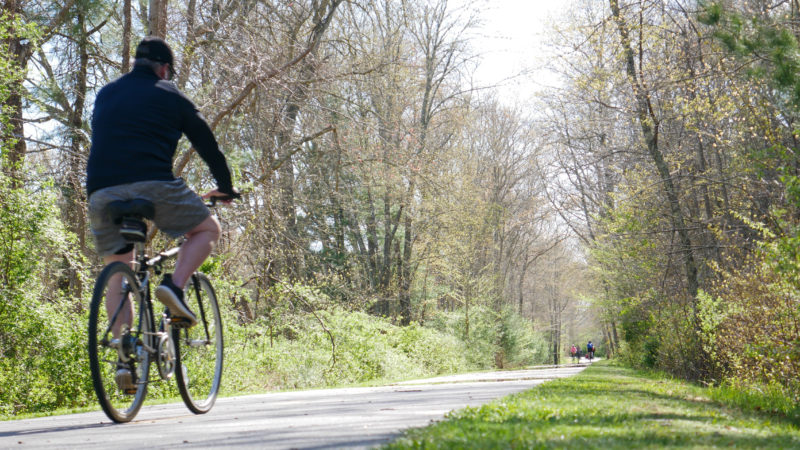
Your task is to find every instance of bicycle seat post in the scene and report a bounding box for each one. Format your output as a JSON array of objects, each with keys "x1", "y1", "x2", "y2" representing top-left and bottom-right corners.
[
  {"x1": 118, "y1": 220, "x2": 149, "y2": 274},
  {"x1": 133, "y1": 240, "x2": 147, "y2": 274}
]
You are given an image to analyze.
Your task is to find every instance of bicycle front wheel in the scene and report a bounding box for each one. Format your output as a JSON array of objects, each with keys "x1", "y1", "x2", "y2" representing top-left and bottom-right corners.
[
  {"x1": 88, "y1": 262, "x2": 151, "y2": 423},
  {"x1": 173, "y1": 272, "x2": 223, "y2": 414}
]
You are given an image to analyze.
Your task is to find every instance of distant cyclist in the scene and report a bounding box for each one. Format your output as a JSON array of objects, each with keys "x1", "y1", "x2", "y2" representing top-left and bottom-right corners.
[
  {"x1": 587, "y1": 341, "x2": 595, "y2": 361},
  {"x1": 570, "y1": 344, "x2": 578, "y2": 363}
]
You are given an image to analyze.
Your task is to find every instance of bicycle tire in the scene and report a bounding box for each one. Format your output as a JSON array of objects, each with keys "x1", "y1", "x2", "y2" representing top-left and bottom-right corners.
[
  {"x1": 173, "y1": 272, "x2": 223, "y2": 414},
  {"x1": 88, "y1": 262, "x2": 151, "y2": 423}
]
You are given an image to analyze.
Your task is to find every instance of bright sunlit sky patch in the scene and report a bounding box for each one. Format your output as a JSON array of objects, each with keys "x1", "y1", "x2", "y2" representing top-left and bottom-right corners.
[{"x1": 460, "y1": 0, "x2": 563, "y2": 100}]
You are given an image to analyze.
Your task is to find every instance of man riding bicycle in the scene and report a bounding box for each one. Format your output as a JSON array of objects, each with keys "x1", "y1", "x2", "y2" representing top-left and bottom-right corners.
[{"x1": 86, "y1": 37, "x2": 238, "y2": 390}]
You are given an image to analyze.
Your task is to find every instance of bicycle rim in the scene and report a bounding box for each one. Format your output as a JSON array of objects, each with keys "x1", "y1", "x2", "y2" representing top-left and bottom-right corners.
[
  {"x1": 88, "y1": 262, "x2": 151, "y2": 423},
  {"x1": 174, "y1": 272, "x2": 223, "y2": 414}
]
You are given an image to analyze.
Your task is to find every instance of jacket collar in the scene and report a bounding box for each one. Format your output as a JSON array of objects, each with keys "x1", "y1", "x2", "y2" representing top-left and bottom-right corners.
[{"x1": 130, "y1": 64, "x2": 160, "y2": 79}]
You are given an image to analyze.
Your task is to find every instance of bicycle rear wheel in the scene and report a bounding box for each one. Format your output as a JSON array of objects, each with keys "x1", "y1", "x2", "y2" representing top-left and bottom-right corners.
[
  {"x1": 88, "y1": 262, "x2": 151, "y2": 423},
  {"x1": 173, "y1": 272, "x2": 223, "y2": 414}
]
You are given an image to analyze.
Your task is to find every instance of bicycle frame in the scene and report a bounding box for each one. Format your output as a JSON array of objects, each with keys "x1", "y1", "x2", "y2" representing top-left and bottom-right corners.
[
  {"x1": 112, "y1": 240, "x2": 182, "y2": 380},
  {"x1": 135, "y1": 242, "x2": 215, "y2": 362}
]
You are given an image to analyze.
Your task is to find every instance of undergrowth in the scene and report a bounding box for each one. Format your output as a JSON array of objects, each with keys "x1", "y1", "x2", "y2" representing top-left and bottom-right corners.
[{"x1": 1, "y1": 276, "x2": 550, "y2": 419}]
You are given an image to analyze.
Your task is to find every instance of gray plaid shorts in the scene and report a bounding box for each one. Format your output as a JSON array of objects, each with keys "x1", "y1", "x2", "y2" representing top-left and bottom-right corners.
[{"x1": 88, "y1": 179, "x2": 209, "y2": 256}]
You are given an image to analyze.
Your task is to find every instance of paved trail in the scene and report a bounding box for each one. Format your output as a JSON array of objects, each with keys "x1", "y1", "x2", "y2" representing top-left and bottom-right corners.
[{"x1": 0, "y1": 365, "x2": 587, "y2": 449}]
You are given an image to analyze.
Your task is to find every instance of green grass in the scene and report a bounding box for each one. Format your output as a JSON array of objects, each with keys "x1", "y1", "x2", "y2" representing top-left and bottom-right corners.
[{"x1": 386, "y1": 361, "x2": 800, "y2": 449}]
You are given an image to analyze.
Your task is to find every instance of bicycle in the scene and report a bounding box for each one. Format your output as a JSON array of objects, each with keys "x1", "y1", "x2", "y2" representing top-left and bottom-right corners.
[{"x1": 88, "y1": 196, "x2": 231, "y2": 423}]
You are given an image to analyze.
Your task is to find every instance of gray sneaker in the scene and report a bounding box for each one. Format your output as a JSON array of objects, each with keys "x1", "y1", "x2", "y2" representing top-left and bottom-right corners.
[{"x1": 156, "y1": 274, "x2": 197, "y2": 327}]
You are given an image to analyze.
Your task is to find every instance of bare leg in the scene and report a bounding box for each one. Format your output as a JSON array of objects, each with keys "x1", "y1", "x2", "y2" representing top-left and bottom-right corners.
[
  {"x1": 172, "y1": 215, "x2": 221, "y2": 289},
  {"x1": 103, "y1": 251, "x2": 135, "y2": 338}
]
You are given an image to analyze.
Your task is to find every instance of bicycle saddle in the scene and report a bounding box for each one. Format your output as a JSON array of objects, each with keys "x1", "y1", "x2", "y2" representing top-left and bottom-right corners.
[
  {"x1": 106, "y1": 199, "x2": 155, "y2": 243},
  {"x1": 106, "y1": 199, "x2": 156, "y2": 223}
]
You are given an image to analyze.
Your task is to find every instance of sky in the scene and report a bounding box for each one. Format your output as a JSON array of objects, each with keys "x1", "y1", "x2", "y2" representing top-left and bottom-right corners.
[{"x1": 462, "y1": 0, "x2": 564, "y2": 100}]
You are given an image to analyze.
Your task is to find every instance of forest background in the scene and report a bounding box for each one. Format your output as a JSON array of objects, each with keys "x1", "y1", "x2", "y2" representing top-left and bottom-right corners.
[{"x1": 2, "y1": 0, "x2": 799, "y2": 418}]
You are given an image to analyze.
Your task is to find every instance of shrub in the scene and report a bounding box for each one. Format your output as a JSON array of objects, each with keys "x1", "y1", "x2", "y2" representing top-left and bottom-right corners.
[
  {"x1": 0, "y1": 174, "x2": 94, "y2": 415},
  {"x1": 221, "y1": 303, "x2": 479, "y2": 392},
  {"x1": 426, "y1": 305, "x2": 550, "y2": 369},
  {"x1": 701, "y1": 248, "x2": 800, "y2": 399}
]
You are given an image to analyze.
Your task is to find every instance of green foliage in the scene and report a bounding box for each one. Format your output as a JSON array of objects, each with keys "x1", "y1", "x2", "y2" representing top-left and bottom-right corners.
[
  {"x1": 616, "y1": 305, "x2": 658, "y2": 369},
  {"x1": 700, "y1": 3, "x2": 800, "y2": 109},
  {"x1": 699, "y1": 4, "x2": 800, "y2": 206},
  {"x1": 198, "y1": 255, "x2": 224, "y2": 277},
  {"x1": 695, "y1": 289, "x2": 734, "y2": 358},
  {"x1": 700, "y1": 247, "x2": 800, "y2": 399},
  {"x1": 589, "y1": 182, "x2": 691, "y2": 372},
  {"x1": 0, "y1": 186, "x2": 49, "y2": 293},
  {"x1": 590, "y1": 186, "x2": 664, "y2": 311},
  {"x1": 698, "y1": 2, "x2": 800, "y2": 404},
  {"x1": 609, "y1": 285, "x2": 707, "y2": 379},
  {"x1": 0, "y1": 172, "x2": 94, "y2": 416},
  {"x1": 0, "y1": 14, "x2": 37, "y2": 89},
  {"x1": 222, "y1": 305, "x2": 477, "y2": 392},
  {"x1": 199, "y1": 279, "x2": 489, "y2": 392},
  {"x1": 0, "y1": 299, "x2": 94, "y2": 416},
  {"x1": 427, "y1": 306, "x2": 549, "y2": 369},
  {"x1": 427, "y1": 307, "x2": 498, "y2": 368},
  {"x1": 497, "y1": 308, "x2": 549, "y2": 367}
]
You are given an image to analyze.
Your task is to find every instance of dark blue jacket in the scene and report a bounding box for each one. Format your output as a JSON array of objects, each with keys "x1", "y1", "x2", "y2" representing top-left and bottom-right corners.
[{"x1": 86, "y1": 65, "x2": 233, "y2": 196}]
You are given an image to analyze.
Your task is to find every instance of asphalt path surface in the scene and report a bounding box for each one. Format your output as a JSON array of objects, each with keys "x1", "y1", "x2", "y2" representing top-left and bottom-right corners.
[{"x1": 0, "y1": 364, "x2": 588, "y2": 449}]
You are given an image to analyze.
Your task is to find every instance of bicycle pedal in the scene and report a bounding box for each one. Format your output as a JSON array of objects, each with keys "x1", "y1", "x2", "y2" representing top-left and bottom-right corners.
[{"x1": 123, "y1": 387, "x2": 138, "y2": 395}]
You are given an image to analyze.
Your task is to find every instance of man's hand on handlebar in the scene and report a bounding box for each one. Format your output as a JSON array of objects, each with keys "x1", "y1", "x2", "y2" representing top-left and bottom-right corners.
[{"x1": 202, "y1": 188, "x2": 241, "y2": 205}]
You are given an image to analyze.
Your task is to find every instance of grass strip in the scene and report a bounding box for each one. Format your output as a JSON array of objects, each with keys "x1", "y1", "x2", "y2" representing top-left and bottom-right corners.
[{"x1": 386, "y1": 361, "x2": 800, "y2": 449}]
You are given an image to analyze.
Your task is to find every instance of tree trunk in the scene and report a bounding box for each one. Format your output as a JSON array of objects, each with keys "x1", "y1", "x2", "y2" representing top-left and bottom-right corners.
[
  {"x1": 64, "y1": 6, "x2": 90, "y2": 298},
  {"x1": 1, "y1": 0, "x2": 30, "y2": 183},
  {"x1": 611, "y1": 318, "x2": 620, "y2": 350},
  {"x1": 381, "y1": 190, "x2": 393, "y2": 287},
  {"x1": 465, "y1": 294, "x2": 470, "y2": 340},
  {"x1": 2, "y1": 74, "x2": 26, "y2": 182},
  {"x1": 277, "y1": 100, "x2": 301, "y2": 279},
  {"x1": 122, "y1": 0, "x2": 131, "y2": 73},
  {"x1": 1, "y1": 0, "x2": 75, "y2": 180},
  {"x1": 366, "y1": 186, "x2": 379, "y2": 289},
  {"x1": 148, "y1": 0, "x2": 168, "y2": 37},
  {"x1": 602, "y1": 324, "x2": 614, "y2": 358},
  {"x1": 399, "y1": 205, "x2": 413, "y2": 326},
  {"x1": 175, "y1": 0, "x2": 197, "y2": 89}
]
